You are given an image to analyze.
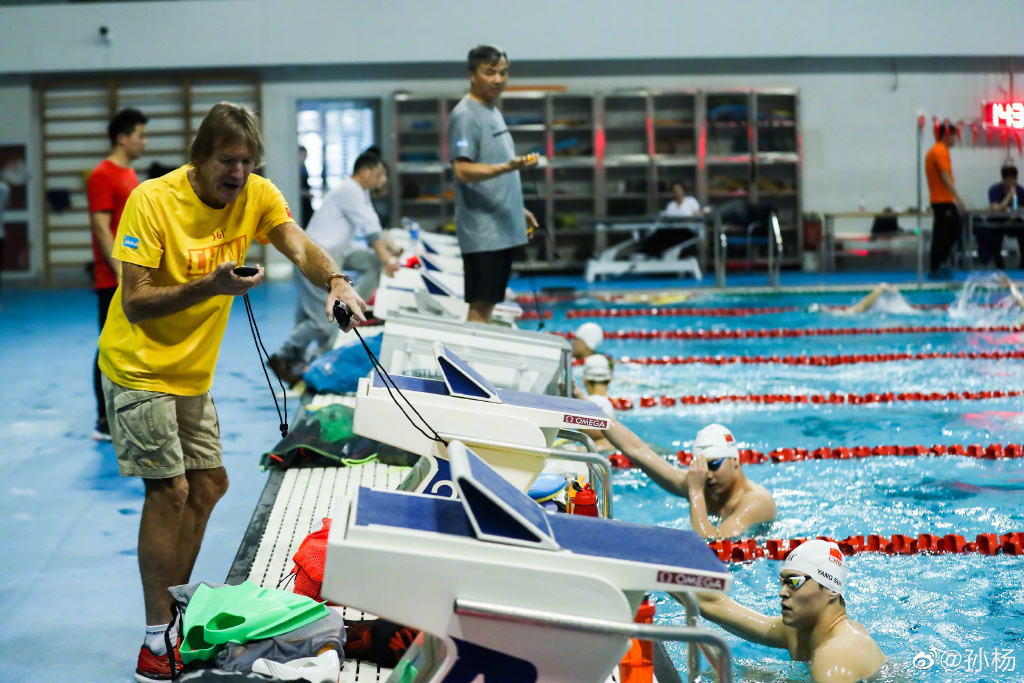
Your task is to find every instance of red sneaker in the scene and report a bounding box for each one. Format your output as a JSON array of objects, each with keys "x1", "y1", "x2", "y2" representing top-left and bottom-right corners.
[{"x1": 134, "y1": 641, "x2": 182, "y2": 682}]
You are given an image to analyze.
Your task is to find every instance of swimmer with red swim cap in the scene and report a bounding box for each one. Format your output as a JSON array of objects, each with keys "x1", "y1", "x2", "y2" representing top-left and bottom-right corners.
[{"x1": 677, "y1": 539, "x2": 887, "y2": 683}]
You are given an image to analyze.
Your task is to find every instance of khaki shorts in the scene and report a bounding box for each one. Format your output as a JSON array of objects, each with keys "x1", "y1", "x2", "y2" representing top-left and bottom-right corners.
[{"x1": 101, "y1": 375, "x2": 223, "y2": 479}]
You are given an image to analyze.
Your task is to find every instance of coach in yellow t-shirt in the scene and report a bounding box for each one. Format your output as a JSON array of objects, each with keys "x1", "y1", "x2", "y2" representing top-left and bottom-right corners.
[{"x1": 97, "y1": 101, "x2": 366, "y2": 681}]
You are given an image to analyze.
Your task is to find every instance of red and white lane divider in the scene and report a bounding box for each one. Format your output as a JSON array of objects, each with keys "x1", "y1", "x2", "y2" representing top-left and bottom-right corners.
[
  {"x1": 606, "y1": 442, "x2": 1024, "y2": 469},
  {"x1": 567, "y1": 306, "x2": 801, "y2": 319},
  {"x1": 572, "y1": 350, "x2": 1024, "y2": 367},
  {"x1": 707, "y1": 532, "x2": 1024, "y2": 563},
  {"x1": 558, "y1": 324, "x2": 1024, "y2": 342},
  {"x1": 564, "y1": 302, "x2": 991, "y2": 319},
  {"x1": 605, "y1": 389, "x2": 1022, "y2": 411},
  {"x1": 518, "y1": 310, "x2": 553, "y2": 320}
]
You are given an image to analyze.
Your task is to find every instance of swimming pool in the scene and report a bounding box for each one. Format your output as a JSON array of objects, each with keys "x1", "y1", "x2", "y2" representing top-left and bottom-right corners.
[{"x1": 558, "y1": 286, "x2": 1024, "y2": 683}]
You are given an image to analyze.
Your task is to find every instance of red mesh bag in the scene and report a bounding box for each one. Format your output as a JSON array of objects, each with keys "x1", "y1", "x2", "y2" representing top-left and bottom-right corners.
[{"x1": 290, "y1": 517, "x2": 332, "y2": 602}]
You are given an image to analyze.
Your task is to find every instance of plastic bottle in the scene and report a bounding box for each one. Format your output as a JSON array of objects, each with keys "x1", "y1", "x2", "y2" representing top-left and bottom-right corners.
[
  {"x1": 402, "y1": 217, "x2": 420, "y2": 243},
  {"x1": 1013, "y1": 192, "x2": 1018, "y2": 212},
  {"x1": 569, "y1": 483, "x2": 598, "y2": 517},
  {"x1": 618, "y1": 597, "x2": 655, "y2": 683}
]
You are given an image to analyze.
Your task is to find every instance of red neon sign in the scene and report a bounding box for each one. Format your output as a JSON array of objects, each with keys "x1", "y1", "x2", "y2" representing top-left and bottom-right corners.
[{"x1": 985, "y1": 102, "x2": 1024, "y2": 129}]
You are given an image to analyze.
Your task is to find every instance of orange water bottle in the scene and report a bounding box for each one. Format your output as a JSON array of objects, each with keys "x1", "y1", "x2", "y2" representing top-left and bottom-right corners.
[
  {"x1": 570, "y1": 483, "x2": 599, "y2": 517},
  {"x1": 618, "y1": 597, "x2": 655, "y2": 683}
]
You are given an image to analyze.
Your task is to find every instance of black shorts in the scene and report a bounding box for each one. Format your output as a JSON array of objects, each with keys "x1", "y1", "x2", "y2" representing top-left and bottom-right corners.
[{"x1": 462, "y1": 247, "x2": 517, "y2": 304}]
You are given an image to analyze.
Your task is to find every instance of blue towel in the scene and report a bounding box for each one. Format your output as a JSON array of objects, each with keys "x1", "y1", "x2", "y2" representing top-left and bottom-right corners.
[{"x1": 304, "y1": 333, "x2": 383, "y2": 395}]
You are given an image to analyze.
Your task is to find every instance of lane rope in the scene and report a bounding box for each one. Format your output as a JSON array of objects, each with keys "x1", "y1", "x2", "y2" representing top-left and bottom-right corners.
[
  {"x1": 707, "y1": 533, "x2": 1024, "y2": 562},
  {"x1": 564, "y1": 302, "x2": 988, "y2": 319},
  {"x1": 606, "y1": 389, "x2": 1023, "y2": 411},
  {"x1": 558, "y1": 324, "x2": 1024, "y2": 341},
  {"x1": 573, "y1": 350, "x2": 1024, "y2": 367},
  {"x1": 607, "y1": 442, "x2": 1024, "y2": 469}
]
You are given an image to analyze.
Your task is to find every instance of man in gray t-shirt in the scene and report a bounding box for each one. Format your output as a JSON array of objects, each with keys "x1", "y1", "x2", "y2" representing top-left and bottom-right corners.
[{"x1": 448, "y1": 45, "x2": 539, "y2": 323}]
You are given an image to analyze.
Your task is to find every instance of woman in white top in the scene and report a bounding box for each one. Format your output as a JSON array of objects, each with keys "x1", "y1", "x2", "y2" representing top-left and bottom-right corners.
[{"x1": 662, "y1": 180, "x2": 702, "y2": 217}]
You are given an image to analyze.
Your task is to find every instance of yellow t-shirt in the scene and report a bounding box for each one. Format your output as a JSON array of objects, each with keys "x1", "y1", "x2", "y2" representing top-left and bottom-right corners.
[{"x1": 98, "y1": 165, "x2": 291, "y2": 395}]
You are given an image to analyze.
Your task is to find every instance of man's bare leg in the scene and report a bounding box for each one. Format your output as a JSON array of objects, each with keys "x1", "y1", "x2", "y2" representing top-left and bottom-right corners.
[
  {"x1": 467, "y1": 300, "x2": 495, "y2": 323},
  {"x1": 139, "y1": 475, "x2": 190, "y2": 626},
  {"x1": 176, "y1": 467, "x2": 229, "y2": 585}
]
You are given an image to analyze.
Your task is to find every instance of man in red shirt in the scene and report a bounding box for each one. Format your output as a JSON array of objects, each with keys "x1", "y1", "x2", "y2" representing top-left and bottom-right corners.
[
  {"x1": 924, "y1": 120, "x2": 966, "y2": 280},
  {"x1": 87, "y1": 108, "x2": 148, "y2": 440}
]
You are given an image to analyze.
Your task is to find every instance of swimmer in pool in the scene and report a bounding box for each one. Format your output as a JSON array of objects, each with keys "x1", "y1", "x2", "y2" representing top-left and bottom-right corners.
[
  {"x1": 675, "y1": 539, "x2": 886, "y2": 683},
  {"x1": 806, "y1": 283, "x2": 914, "y2": 315},
  {"x1": 571, "y1": 354, "x2": 615, "y2": 451},
  {"x1": 602, "y1": 422, "x2": 776, "y2": 539},
  {"x1": 572, "y1": 321, "x2": 604, "y2": 360},
  {"x1": 998, "y1": 273, "x2": 1024, "y2": 313}
]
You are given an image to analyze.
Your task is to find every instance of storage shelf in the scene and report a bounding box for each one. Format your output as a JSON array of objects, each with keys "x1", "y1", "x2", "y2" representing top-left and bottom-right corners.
[{"x1": 390, "y1": 88, "x2": 800, "y2": 267}]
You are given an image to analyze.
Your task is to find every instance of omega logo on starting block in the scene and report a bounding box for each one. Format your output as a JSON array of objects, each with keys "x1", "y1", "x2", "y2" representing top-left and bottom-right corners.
[
  {"x1": 562, "y1": 414, "x2": 610, "y2": 429},
  {"x1": 657, "y1": 570, "x2": 727, "y2": 591}
]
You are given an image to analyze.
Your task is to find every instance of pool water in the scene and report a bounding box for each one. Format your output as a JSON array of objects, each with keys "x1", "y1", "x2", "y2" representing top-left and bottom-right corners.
[{"x1": 558, "y1": 286, "x2": 1024, "y2": 683}]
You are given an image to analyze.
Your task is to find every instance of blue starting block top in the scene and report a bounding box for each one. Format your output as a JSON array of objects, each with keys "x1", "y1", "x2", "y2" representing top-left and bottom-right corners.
[
  {"x1": 436, "y1": 343, "x2": 500, "y2": 402},
  {"x1": 422, "y1": 272, "x2": 458, "y2": 298},
  {"x1": 352, "y1": 442, "x2": 726, "y2": 579},
  {"x1": 370, "y1": 346, "x2": 608, "y2": 423}
]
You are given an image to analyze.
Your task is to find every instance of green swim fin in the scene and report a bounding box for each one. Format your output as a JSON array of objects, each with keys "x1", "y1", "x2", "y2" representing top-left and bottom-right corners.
[{"x1": 180, "y1": 580, "x2": 330, "y2": 664}]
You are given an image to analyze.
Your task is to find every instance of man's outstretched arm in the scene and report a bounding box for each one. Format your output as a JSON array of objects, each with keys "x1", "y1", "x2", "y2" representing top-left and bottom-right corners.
[
  {"x1": 603, "y1": 418, "x2": 690, "y2": 498},
  {"x1": 678, "y1": 591, "x2": 790, "y2": 651}
]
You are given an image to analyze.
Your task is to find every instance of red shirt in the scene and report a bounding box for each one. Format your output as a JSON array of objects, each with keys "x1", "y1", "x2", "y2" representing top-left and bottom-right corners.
[{"x1": 87, "y1": 159, "x2": 139, "y2": 289}]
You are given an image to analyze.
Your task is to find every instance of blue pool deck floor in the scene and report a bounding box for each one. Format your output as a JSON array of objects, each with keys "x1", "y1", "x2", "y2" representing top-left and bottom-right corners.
[{"x1": 0, "y1": 268, "x2": 1009, "y2": 682}]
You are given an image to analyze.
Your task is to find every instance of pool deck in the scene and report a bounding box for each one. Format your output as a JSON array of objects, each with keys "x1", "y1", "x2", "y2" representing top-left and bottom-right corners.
[{"x1": 0, "y1": 270, "x2": 1012, "y2": 682}]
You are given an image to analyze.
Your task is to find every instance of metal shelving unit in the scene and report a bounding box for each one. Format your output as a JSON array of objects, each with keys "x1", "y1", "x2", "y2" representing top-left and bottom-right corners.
[{"x1": 389, "y1": 87, "x2": 801, "y2": 269}]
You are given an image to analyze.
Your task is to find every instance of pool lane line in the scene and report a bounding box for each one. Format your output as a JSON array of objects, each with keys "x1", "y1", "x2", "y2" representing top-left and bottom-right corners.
[
  {"x1": 607, "y1": 442, "x2": 1024, "y2": 471},
  {"x1": 557, "y1": 324, "x2": 1024, "y2": 341},
  {"x1": 669, "y1": 442, "x2": 1024, "y2": 465},
  {"x1": 606, "y1": 389, "x2": 1023, "y2": 410},
  {"x1": 574, "y1": 350, "x2": 1024, "y2": 367},
  {"x1": 706, "y1": 533, "x2": 1024, "y2": 563},
  {"x1": 564, "y1": 302, "x2": 993, "y2": 319}
]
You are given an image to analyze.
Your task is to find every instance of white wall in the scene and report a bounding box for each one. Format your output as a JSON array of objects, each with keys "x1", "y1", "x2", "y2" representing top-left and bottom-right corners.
[
  {"x1": 1, "y1": 0, "x2": 1023, "y2": 75},
  {"x1": 3, "y1": 0, "x2": 1024, "y2": 282},
  {"x1": 261, "y1": 64, "x2": 1024, "y2": 218}
]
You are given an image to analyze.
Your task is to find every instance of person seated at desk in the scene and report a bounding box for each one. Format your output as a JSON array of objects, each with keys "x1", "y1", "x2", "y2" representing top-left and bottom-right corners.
[
  {"x1": 981, "y1": 165, "x2": 1024, "y2": 269},
  {"x1": 869, "y1": 207, "x2": 903, "y2": 237},
  {"x1": 662, "y1": 180, "x2": 703, "y2": 217}
]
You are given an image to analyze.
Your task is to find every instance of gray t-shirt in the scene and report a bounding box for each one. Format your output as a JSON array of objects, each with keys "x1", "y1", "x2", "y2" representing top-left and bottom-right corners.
[{"x1": 448, "y1": 95, "x2": 528, "y2": 254}]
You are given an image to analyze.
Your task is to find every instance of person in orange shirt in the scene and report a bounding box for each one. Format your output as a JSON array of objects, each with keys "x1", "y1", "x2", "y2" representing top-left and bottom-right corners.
[
  {"x1": 87, "y1": 107, "x2": 148, "y2": 440},
  {"x1": 98, "y1": 102, "x2": 367, "y2": 682},
  {"x1": 924, "y1": 121, "x2": 966, "y2": 279}
]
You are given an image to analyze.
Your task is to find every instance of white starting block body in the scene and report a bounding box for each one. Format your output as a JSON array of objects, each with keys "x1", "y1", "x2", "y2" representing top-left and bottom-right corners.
[
  {"x1": 353, "y1": 344, "x2": 608, "y2": 493},
  {"x1": 373, "y1": 268, "x2": 522, "y2": 325},
  {"x1": 419, "y1": 231, "x2": 462, "y2": 259},
  {"x1": 322, "y1": 441, "x2": 732, "y2": 683},
  {"x1": 379, "y1": 311, "x2": 571, "y2": 394}
]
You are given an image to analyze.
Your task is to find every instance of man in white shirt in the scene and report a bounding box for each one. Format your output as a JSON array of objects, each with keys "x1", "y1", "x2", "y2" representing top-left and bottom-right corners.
[
  {"x1": 270, "y1": 150, "x2": 400, "y2": 385},
  {"x1": 663, "y1": 180, "x2": 702, "y2": 217}
]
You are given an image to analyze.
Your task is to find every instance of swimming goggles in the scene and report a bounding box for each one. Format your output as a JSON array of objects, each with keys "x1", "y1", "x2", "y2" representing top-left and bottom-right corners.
[
  {"x1": 707, "y1": 458, "x2": 727, "y2": 471},
  {"x1": 779, "y1": 574, "x2": 811, "y2": 591}
]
